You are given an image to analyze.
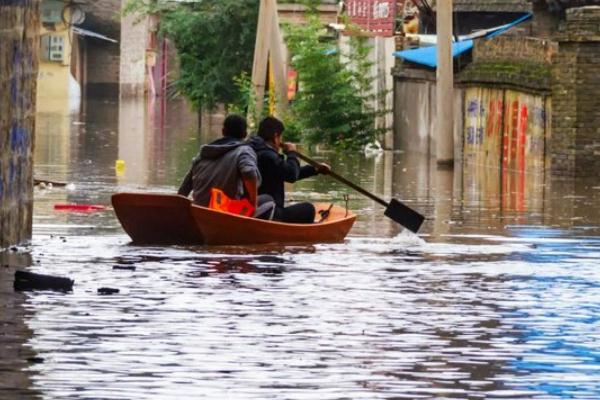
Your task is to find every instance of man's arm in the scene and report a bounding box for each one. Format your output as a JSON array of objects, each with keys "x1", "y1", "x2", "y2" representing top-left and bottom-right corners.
[
  {"x1": 272, "y1": 142, "x2": 301, "y2": 183},
  {"x1": 298, "y1": 164, "x2": 318, "y2": 180},
  {"x1": 242, "y1": 177, "x2": 258, "y2": 209},
  {"x1": 283, "y1": 143, "x2": 330, "y2": 181},
  {"x1": 177, "y1": 167, "x2": 193, "y2": 197},
  {"x1": 237, "y1": 147, "x2": 260, "y2": 208}
]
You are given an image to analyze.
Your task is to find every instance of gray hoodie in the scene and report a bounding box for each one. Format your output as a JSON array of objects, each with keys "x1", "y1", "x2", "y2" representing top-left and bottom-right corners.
[{"x1": 178, "y1": 137, "x2": 260, "y2": 206}]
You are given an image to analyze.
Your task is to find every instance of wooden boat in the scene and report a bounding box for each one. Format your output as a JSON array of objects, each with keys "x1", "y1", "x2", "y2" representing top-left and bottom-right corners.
[{"x1": 112, "y1": 192, "x2": 356, "y2": 246}]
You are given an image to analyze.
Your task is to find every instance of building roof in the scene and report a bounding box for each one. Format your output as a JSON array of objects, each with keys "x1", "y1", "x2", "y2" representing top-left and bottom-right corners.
[
  {"x1": 452, "y1": 0, "x2": 532, "y2": 12},
  {"x1": 393, "y1": 12, "x2": 533, "y2": 68}
]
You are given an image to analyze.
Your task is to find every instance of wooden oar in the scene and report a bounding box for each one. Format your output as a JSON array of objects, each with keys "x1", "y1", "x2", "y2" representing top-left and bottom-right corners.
[{"x1": 296, "y1": 152, "x2": 425, "y2": 233}]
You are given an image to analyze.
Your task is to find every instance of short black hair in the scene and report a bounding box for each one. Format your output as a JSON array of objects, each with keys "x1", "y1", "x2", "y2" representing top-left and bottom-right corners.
[
  {"x1": 257, "y1": 117, "x2": 285, "y2": 141},
  {"x1": 222, "y1": 114, "x2": 248, "y2": 139}
]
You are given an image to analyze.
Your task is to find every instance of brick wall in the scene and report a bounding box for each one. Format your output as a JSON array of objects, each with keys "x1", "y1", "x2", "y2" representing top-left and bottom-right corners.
[
  {"x1": 532, "y1": 1, "x2": 561, "y2": 39},
  {"x1": 0, "y1": 0, "x2": 40, "y2": 248},
  {"x1": 551, "y1": 6, "x2": 600, "y2": 176},
  {"x1": 460, "y1": 36, "x2": 555, "y2": 94},
  {"x1": 452, "y1": 0, "x2": 531, "y2": 12}
]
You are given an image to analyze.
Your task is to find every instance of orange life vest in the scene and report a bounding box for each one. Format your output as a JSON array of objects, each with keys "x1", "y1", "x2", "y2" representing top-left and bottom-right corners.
[{"x1": 208, "y1": 188, "x2": 255, "y2": 217}]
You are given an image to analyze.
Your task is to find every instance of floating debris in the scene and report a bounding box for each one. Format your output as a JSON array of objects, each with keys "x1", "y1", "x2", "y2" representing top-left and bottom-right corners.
[
  {"x1": 98, "y1": 287, "x2": 120, "y2": 295},
  {"x1": 14, "y1": 270, "x2": 74, "y2": 292}
]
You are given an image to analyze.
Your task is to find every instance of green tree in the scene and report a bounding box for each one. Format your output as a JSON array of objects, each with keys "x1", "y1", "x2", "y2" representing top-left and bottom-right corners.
[
  {"x1": 284, "y1": 9, "x2": 386, "y2": 149},
  {"x1": 125, "y1": 0, "x2": 259, "y2": 111}
]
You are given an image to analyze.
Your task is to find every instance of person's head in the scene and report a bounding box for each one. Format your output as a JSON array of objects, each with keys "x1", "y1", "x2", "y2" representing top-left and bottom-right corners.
[
  {"x1": 257, "y1": 117, "x2": 285, "y2": 148},
  {"x1": 222, "y1": 114, "x2": 248, "y2": 139}
]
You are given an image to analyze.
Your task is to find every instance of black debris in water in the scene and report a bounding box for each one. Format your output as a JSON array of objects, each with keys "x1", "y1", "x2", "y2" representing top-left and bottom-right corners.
[
  {"x1": 112, "y1": 265, "x2": 136, "y2": 271},
  {"x1": 98, "y1": 287, "x2": 120, "y2": 295},
  {"x1": 13, "y1": 270, "x2": 74, "y2": 292}
]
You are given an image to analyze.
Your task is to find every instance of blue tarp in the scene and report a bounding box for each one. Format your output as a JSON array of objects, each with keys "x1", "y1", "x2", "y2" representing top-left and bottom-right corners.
[
  {"x1": 486, "y1": 12, "x2": 533, "y2": 39},
  {"x1": 393, "y1": 40, "x2": 474, "y2": 68},
  {"x1": 393, "y1": 12, "x2": 533, "y2": 68}
]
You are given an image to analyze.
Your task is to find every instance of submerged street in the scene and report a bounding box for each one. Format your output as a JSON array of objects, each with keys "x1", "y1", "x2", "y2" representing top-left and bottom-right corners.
[{"x1": 1, "y1": 98, "x2": 599, "y2": 399}]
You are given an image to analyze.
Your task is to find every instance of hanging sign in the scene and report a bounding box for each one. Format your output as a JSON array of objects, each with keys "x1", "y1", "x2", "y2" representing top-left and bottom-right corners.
[
  {"x1": 287, "y1": 69, "x2": 298, "y2": 101},
  {"x1": 346, "y1": 0, "x2": 397, "y2": 37}
]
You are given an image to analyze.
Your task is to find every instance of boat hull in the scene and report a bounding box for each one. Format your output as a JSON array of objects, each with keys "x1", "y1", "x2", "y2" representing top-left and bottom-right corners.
[
  {"x1": 112, "y1": 193, "x2": 356, "y2": 246},
  {"x1": 112, "y1": 193, "x2": 204, "y2": 245},
  {"x1": 191, "y1": 203, "x2": 356, "y2": 245}
]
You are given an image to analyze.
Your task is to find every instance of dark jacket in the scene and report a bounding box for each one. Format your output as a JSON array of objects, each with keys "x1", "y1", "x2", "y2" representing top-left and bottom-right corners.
[
  {"x1": 248, "y1": 136, "x2": 317, "y2": 208},
  {"x1": 178, "y1": 137, "x2": 260, "y2": 206}
]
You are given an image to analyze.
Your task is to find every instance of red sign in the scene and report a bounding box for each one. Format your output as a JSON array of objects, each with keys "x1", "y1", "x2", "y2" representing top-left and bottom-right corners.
[
  {"x1": 346, "y1": 0, "x2": 397, "y2": 37},
  {"x1": 287, "y1": 69, "x2": 298, "y2": 101}
]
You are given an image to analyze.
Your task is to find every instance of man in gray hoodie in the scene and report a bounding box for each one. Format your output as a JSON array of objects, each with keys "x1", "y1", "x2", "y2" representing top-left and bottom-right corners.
[{"x1": 178, "y1": 114, "x2": 274, "y2": 219}]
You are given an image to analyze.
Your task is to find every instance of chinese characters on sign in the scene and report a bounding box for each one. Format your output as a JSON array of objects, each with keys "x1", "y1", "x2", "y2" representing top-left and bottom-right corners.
[{"x1": 346, "y1": 0, "x2": 397, "y2": 37}]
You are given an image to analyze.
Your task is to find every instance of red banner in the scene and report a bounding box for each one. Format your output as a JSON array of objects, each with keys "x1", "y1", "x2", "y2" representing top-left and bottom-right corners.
[{"x1": 346, "y1": 0, "x2": 397, "y2": 37}]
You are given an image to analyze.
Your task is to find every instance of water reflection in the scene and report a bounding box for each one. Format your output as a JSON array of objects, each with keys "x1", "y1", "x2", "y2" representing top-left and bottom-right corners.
[
  {"x1": 3, "y1": 96, "x2": 598, "y2": 399},
  {"x1": 31, "y1": 96, "x2": 600, "y2": 239},
  {"x1": 0, "y1": 251, "x2": 42, "y2": 399}
]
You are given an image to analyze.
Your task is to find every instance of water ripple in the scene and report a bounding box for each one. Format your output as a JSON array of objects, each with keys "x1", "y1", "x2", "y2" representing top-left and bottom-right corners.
[{"x1": 6, "y1": 229, "x2": 595, "y2": 399}]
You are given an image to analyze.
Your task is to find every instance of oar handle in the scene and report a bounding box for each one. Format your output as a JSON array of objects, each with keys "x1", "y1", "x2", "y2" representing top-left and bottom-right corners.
[{"x1": 295, "y1": 152, "x2": 389, "y2": 208}]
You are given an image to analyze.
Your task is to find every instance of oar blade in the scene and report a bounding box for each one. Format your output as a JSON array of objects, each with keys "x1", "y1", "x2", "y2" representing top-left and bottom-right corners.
[{"x1": 384, "y1": 198, "x2": 425, "y2": 233}]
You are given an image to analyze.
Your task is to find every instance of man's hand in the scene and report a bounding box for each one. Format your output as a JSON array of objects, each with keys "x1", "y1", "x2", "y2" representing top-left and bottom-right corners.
[
  {"x1": 316, "y1": 163, "x2": 331, "y2": 175},
  {"x1": 282, "y1": 142, "x2": 297, "y2": 153}
]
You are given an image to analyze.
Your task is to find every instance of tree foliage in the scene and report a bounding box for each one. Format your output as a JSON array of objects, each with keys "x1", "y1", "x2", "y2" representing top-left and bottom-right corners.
[
  {"x1": 125, "y1": 0, "x2": 259, "y2": 110},
  {"x1": 284, "y1": 10, "x2": 387, "y2": 149}
]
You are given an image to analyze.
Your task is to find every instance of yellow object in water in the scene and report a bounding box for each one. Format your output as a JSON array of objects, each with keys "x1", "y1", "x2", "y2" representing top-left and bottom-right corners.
[{"x1": 115, "y1": 160, "x2": 125, "y2": 176}]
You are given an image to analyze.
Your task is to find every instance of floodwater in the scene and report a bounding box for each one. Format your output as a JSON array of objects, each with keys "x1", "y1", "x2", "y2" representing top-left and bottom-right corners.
[{"x1": 1, "y1": 97, "x2": 600, "y2": 399}]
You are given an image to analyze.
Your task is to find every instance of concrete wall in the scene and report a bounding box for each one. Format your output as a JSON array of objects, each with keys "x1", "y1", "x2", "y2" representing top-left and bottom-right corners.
[
  {"x1": 0, "y1": 0, "x2": 40, "y2": 248},
  {"x1": 119, "y1": 3, "x2": 150, "y2": 97},
  {"x1": 37, "y1": 11, "x2": 77, "y2": 113},
  {"x1": 393, "y1": 35, "x2": 553, "y2": 168},
  {"x1": 392, "y1": 67, "x2": 465, "y2": 160},
  {"x1": 462, "y1": 87, "x2": 550, "y2": 174},
  {"x1": 551, "y1": 6, "x2": 600, "y2": 177}
]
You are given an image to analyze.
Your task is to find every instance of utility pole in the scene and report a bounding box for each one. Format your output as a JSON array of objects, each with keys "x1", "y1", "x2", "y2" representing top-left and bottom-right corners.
[
  {"x1": 436, "y1": 0, "x2": 454, "y2": 166},
  {"x1": 252, "y1": 0, "x2": 273, "y2": 120}
]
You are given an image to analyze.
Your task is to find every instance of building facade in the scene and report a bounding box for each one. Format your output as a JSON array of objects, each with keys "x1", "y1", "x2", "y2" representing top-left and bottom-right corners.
[{"x1": 393, "y1": 1, "x2": 600, "y2": 178}]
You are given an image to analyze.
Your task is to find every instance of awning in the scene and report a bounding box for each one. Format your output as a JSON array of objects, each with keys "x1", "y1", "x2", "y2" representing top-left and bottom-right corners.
[
  {"x1": 393, "y1": 12, "x2": 532, "y2": 69},
  {"x1": 72, "y1": 27, "x2": 118, "y2": 43}
]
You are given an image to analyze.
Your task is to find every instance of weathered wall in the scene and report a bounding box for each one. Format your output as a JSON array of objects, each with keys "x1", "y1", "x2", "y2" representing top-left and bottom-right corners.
[
  {"x1": 119, "y1": 2, "x2": 150, "y2": 97},
  {"x1": 459, "y1": 35, "x2": 552, "y2": 213},
  {"x1": 393, "y1": 34, "x2": 552, "y2": 169},
  {"x1": 460, "y1": 35, "x2": 555, "y2": 93},
  {"x1": 452, "y1": 0, "x2": 531, "y2": 12},
  {"x1": 551, "y1": 6, "x2": 600, "y2": 177},
  {"x1": 459, "y1": 35, "x2": 552, "y2": 176},
  {"x1": 80, "y1": 0, "x2": 121, "y2": 97},
  {"x1": 392, "y1": 67, "x2": 464, "y2": 159},
  {"x1": 462, "y1": 88, "x2": 549, "y2": 173},
  {"x1": 0, "y1": 0, "x2": 40, "y2": 248}
]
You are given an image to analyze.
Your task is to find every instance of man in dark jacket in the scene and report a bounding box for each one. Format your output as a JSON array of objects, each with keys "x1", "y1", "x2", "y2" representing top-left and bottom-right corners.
[
  {"x1": 249, "y1": 117, "x2": 330, "y2": 223},
  {"x1": 178, "y1": 114, "x2": 274, "y2": 219}
]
